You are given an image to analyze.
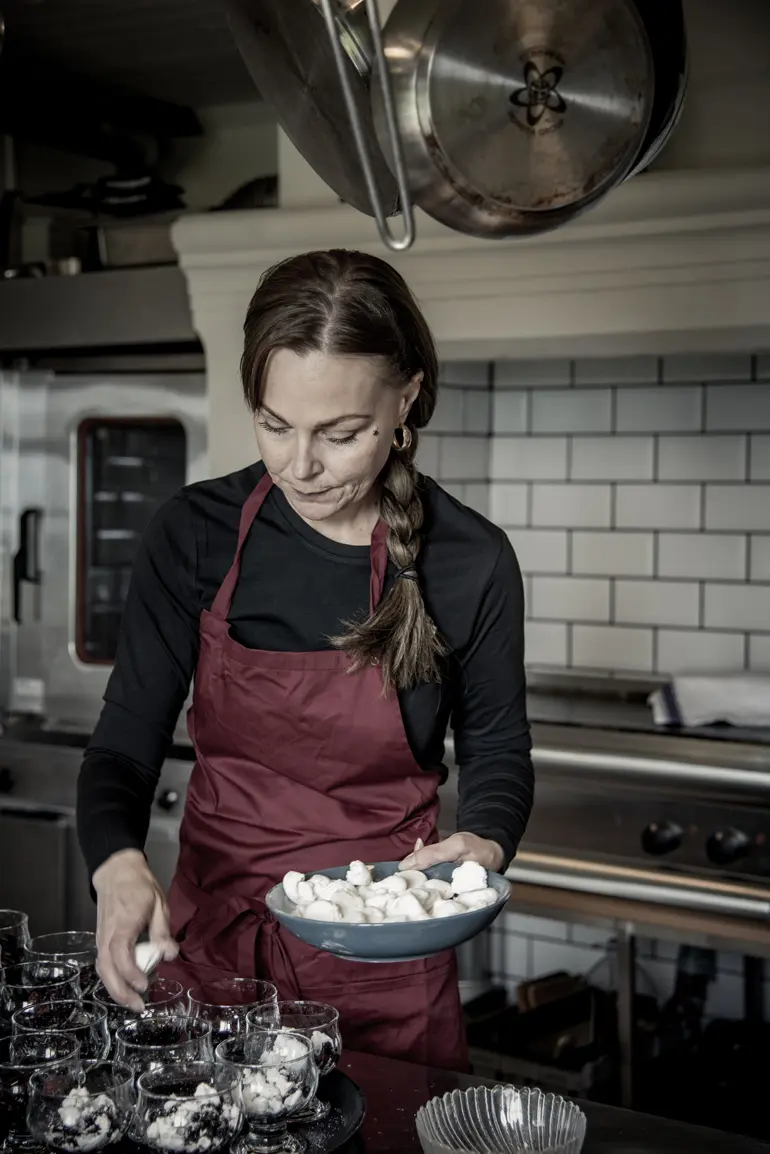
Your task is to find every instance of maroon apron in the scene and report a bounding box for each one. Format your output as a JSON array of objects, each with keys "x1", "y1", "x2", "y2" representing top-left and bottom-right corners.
[{"x1": 163, "y1": 473, "x2": 467, "y2": 1070}]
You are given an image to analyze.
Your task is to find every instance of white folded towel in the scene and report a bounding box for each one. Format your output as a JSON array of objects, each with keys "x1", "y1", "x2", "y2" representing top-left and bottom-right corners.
[{"x1": 648, "y1": 673, "x2": 770, "y2": 729}]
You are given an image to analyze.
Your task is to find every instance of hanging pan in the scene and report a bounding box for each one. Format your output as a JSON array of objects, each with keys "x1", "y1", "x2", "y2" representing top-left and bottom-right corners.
[
  {"x1": 223, "y1": 0, "x2": 403, "y2": 225},
  {"x1": 366, "y1": 0, "x2": 656, "y2": 239}
]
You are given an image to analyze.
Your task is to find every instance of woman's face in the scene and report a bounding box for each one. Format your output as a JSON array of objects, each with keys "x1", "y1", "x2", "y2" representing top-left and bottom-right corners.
[{"x1": 256, "y1": 348, "x2": 421, "y2": 523}]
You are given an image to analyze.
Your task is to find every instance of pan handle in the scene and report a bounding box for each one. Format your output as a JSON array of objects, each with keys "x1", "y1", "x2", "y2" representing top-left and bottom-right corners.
[{"x1": 318, "y1": 0, "x2": 415, "y2": 252}]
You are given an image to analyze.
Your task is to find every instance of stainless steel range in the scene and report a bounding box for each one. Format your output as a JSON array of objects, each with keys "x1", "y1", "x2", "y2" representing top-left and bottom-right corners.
[{"x1": 444, "y1": 676, "x2": 770, "y2": 921}]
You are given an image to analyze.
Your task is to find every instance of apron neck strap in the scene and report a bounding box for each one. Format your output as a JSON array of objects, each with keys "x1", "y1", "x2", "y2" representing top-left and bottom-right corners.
[
  {"x1": 210, "y1": 472, "x2": 273, "y2": 618},
  {"x1": 211, "y1": 474, "x2": 393, "y2": 620}
]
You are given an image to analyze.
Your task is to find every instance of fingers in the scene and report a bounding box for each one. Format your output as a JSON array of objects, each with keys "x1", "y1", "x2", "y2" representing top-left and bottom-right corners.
[
  {"x1": 93, "y1": 855, "x2": 172, "y2": 1011},
  {"x1": 149, "y1": 894, "x2": 179, "y2": 962},
  {"x1": 399, "y1": 832, "x2": 504, "y2": 871},
  {"x1": 400, "y1": 833, "x2": 469, "y2": 871},
  {"x1": 96, "y1": 938, "x2": 146, "y2": 1012}
]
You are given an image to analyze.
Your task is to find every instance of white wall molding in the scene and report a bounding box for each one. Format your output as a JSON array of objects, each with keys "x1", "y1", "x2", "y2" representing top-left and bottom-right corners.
[{"x1": 173, "y1": 167, "x2": 770, "y2": 474}]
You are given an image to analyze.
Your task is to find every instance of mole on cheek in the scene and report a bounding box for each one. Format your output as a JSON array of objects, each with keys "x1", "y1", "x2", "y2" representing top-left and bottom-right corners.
[{"x1": 372, "y1": 428, "x2": 380, "y2": 437}]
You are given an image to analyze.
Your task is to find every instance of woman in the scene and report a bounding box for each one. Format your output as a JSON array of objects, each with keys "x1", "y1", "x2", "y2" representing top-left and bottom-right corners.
[{"x1": 77, "y1": 249, "x2": 533, "y2": 1070}]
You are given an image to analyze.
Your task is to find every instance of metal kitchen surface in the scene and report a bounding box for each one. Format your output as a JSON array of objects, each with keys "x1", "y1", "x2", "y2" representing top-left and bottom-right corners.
[
  {"x1": 439, "y1": 676, "x2": 770, "y2": 924},
  {"x1": 527, "y1": 676, "x2": 770, "y2": 749}
]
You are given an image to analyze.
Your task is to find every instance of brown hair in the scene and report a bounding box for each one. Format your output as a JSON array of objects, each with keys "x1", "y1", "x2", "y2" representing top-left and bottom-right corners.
[{"x1": 240, "y1": 248, "x2": 447, "y2": 690}]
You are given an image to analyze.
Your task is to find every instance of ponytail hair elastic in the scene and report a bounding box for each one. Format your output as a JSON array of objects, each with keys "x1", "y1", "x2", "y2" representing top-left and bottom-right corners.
[{"x1": 394, "y1": 566, "x2": 419, "y2": 583}]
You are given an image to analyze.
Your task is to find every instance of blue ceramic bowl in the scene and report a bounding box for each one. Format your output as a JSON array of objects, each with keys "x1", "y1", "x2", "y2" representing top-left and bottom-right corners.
[{"x1": 265, "y1": 861, "x2": 510, "y2": 963}]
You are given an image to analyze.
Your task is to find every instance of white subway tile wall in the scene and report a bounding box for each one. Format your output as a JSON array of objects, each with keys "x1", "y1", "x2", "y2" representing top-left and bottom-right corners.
[
  {"x1": 752, "y1": 537, "x2": 770, "y2": 582},
  {"x1": 532, "y1": 483, "x2": 611, "y2": 527},
  {"x1": 751, "y1": 435, "x2": 770, "y2": 481},
  {"x1": 572, "y1": 531, "x2": 654, "y2": 577},
  {"x1": 531, "y1": 389, "x2": 612, "y2": 434},
  {"x1": 420, "y1": 376, "x2": 493, "y2": 515},
  {"x1": 571, "y1": 436, "x2": 654, "y2": 481},
  {"x1": 615, "y1": 386, "x2": 701, "y2": 433},
  {"x1": 484, "y1": 353, "x2": 770, "y2": 676}
]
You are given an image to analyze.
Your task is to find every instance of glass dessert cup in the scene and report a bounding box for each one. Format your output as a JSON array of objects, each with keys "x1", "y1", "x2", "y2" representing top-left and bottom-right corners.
[
  {"x1": 187, "y1": 979, "x2": 278, "y2": 1046},
  {"x1": 114, "y1": 1016, "x2": 214, "y2": 1143},
  {"x1": 22, "y1": 938, "x2": 97, "y2": 1001},
  {"x1": 134, "y1": 1061, "x2": 243, "y2": 1154},
  {"x1": 246, "y1": 1001, "x2": 340, "y2": 1124},
  {"x1": 216, "y1": 1030, "x2": 317, "y2": 1154},
  {"x1": 114, "y1": 1016, "x2": 213, "y2": 1077},
  {"x1": 0, "y1": 1030, "x2": 80, "y2": 1152},
  {"x1": 26, "y1": 1061, "x2": 134, "y2": 1153},
  {"x1": 92, "y1": 978, "x2": 185, "y2": 1034},
  {"x1": 11, "y1": 1004, "x2": 109, "y2": 1063},
  {"x1": 1, "y1": 966, "x2": 82, "y2": 1027},
  {"x1": 0, "y1": 916, "x2": 32, "y2": 972}
]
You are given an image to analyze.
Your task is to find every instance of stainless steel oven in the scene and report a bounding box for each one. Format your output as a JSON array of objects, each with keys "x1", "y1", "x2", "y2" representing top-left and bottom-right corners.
[{"x1": 1, "y1": 363, "x2": 207, "y2": 734}]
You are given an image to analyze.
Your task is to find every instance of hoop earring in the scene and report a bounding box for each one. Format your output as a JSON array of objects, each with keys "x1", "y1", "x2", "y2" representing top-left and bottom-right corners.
[{"x1": 392, "y1": 424, "x2": 413, "y2": 453}]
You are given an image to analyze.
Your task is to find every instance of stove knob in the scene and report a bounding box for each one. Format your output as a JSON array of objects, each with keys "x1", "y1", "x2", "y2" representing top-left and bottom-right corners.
[
  {"x1": 641, "y1": 821, "x2": 683, "y2": 856},
  {"x1": 156, "y1": 789, "x2": 180, "y2": 812},
  {"x1": 706, "y1": 828, "x2": 750, "y2": 866},
  {"x1": 0, "y1": 767, "x2": 14, "y2": 794}
]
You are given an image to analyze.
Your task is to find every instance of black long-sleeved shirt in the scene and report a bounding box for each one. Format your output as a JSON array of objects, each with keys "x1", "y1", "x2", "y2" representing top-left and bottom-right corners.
[{"x1": 77, "y1": 463, "x2": 533, "y2": 878}]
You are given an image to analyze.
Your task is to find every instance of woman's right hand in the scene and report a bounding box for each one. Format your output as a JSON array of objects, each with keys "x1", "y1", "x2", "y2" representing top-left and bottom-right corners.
[{"x1": 92, "y1": 849, "x2": 178, "y2": 1011}]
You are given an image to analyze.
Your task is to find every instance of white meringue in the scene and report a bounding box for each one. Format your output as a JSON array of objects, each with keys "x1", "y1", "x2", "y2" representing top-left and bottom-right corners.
[
  {"x1": 281, "y1": 861, "x2": 500, "y2": 925},
  {"x1": 346, "y1": 860, "x2": 373, "y2": 887},
  {"x1": 308, "y1": 874, "x2": 333, "y2": 893},
  {"x1": 370, "y1": 874, "x2": 408, "y2": 895},
  {"x1": 451, "y1": 861, "x2": 489, "y2": 895},
  {"x1": 455, "y1": 886, "x2": 500, "y2": 910},
  {"x1": 387, "y1": 893, "x2": 430, "y2": 921},
  {"x1": 423, "y1": 878, "x2": 453, "y2": 899},
  {"x1": 432, "y1": 899, "x2": 467, "y2": 918},
  {"x1": 325, "y1": 879, "x2": 356, "y2": 896},
  {"x1": 302, "y1": 900, "x2": 343, "y2": 922},
  {"x1": 397, "y1": 869, "x2": 429, "y2": 889},
  {"x1": 295, "y1": 880, "x2": 315, "y2": 905},
  {"x1": 329, "y1": 891, "x2": 366, "y2": 922},
  {"x1": 410, "y1": 887, "x2": 436, "y2": 911},
  {"x1": 362, "y1": 890, "x2": 390, "y2": 911},
  {"x1": 282, "y1": 871, "x2": 305, "y2": 905},
  {"x1": 134, "y1": 941, "x2": 163, "y2": 975}
]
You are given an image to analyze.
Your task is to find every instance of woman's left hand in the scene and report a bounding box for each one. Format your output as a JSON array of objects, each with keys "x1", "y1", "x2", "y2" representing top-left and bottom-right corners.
[{"x1": 399, "y1": 832, "x2": 504, "y2": 873}]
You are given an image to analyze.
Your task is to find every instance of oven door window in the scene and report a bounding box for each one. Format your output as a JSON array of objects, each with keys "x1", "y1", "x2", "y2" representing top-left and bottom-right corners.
[{"x1": 77, "y1": 418, "x2": 187, "y2": 663}]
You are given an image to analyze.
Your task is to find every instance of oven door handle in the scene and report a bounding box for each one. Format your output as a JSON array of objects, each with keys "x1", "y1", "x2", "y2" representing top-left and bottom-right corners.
[{"x1": 13, "y1": 507, "x2": 43, "y2": 624}]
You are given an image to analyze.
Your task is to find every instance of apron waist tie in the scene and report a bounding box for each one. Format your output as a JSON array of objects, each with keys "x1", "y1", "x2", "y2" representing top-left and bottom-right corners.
[{"x1": 172, "y1": 873, "x2": 301, "y2": 998}]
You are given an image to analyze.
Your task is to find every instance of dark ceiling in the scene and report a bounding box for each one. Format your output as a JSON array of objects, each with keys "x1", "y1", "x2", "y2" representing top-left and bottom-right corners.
[{"x1": 0, "y1": 0, "x2": 258, "y2": 107}]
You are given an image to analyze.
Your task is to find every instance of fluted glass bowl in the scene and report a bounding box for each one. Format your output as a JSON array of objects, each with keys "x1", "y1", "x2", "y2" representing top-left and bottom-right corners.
[{"x1": 415, "y1": 1086, "x2": 587, "y2": 1154}]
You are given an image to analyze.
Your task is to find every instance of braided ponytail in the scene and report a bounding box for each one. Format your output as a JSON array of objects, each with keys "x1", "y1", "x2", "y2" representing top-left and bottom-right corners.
[{"x1": 330, "y1": 429, "x2": 448, "y2": 689}]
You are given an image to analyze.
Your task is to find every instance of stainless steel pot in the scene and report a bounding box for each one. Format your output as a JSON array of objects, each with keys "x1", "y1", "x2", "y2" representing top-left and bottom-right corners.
[
  {"x1": 369, "y1": 0, "x2": 655, "y2": 239},
  {"x1": 224, "y1": 0, "x2": 401, "y2": 222}
]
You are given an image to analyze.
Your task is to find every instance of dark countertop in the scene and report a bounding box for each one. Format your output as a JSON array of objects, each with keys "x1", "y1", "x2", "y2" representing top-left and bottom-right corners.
[{"x1": 342, "y1": 1051, "x2": 770, "y2": 1153}]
